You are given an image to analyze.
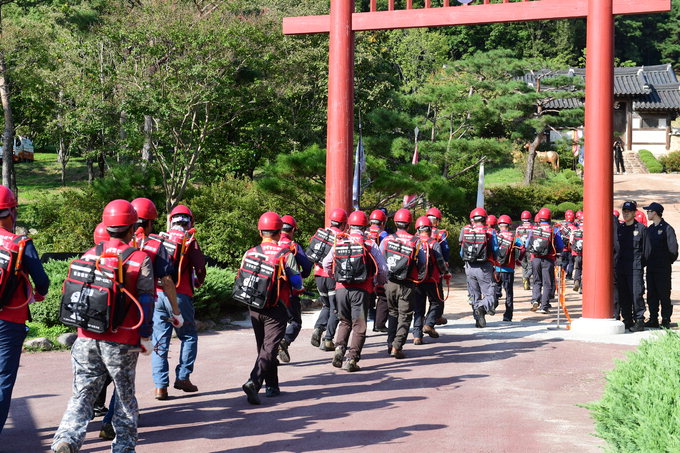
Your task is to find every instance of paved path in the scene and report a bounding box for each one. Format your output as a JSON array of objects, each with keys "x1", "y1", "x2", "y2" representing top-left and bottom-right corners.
[{"x1": 3, "y1": 173, "x2": 679, "y2": 453}]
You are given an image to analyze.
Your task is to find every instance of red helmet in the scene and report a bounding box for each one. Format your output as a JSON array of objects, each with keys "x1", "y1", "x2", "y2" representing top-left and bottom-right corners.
[
  {"x1": 394, "y1": 208, "x2": 412, "y2": 224},
  {"x1": 348, "y1": 210, "x2": 368, "y2": 227},
  {"x1": 329, "y1": 208, "x2": 348, "y2": 223},
  {"x1": 415, "y1": 216, "x2": 432, "y2": 229},
  {"x1": 576, "y1": 210, "x2": 583, "y2": 220},
  {"x1": 498, "y1": 215, "x2": 512, "y2": 225},
  {"x1": 520, "y1": 210, "x2": 532, "y2": 221},
  {"x1": 258, "y1": 211, "x2": 282, "y2": 231},
  {"x1": 635, "y1": 210, "x2": 647, "y2": 225},
  {"x1": 538, "y1": 208, "x2": 551, "y2": 221},
  {"x1": 486, "y1": 215, "x2": 498, "y2": 227},
  {"x1": 102, "y1": 199, "x2": 138, "y2": 227},
  {"x1": 131, "y1": 198, "x2": 158, "y2": 220},
  {"x1": 0, "y1": 186, "x2": 17, "y2": 210},
  {"x1": 426, "y1": 207, "x2": 442, "y2": 220},
  {"x1": 369, "y1": 209, "x2": 387, "y2": 222},
  {"x1": 565, "y1": 210, "x2": 575, "y2": 222},
  {"x1": 613, "y1": 210, "x2": 620, "y2": 218},
  {"x1": 470, "y1": 207, "x2": 487, "y2": 220},
  {"x1": 281, "y1": 215, "x2": 297, "y2": 230},
  {"x1": 93, "y1": 222, "x2": 110, "y2": 244},
  {"x1": 170, "y1": 204, "x2": 193, "y2": 220}
]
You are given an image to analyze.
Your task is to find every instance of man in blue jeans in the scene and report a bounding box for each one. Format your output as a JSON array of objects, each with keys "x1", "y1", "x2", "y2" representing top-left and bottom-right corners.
[{"x1": 152, "y1": 205, "x2": 206, "y2": 399}]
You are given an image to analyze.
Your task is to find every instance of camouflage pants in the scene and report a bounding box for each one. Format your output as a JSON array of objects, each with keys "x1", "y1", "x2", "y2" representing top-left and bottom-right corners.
[{"x1": 52, "y1": 338, "x2": 139, "y2": 453}]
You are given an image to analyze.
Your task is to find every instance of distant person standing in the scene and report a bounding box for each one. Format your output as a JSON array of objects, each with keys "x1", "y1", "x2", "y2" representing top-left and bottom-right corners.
[
  {"x1": 613, "y1": 138, "x2": 625, "y2": 174},
  {"x1": 643, "y1": 202, "x2": 678, "y2": 329},
  {"x1": 615, "y1": 201, "x2": 647, "y2": 332}
]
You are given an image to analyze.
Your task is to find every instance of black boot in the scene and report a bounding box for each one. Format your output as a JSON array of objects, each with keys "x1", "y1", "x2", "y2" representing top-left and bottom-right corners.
[{"x1": 629, "y1": 319, "x2": 645, "y2": 332}]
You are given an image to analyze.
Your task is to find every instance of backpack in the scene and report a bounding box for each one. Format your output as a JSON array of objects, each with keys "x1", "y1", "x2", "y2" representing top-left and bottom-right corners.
[
  {"x1": 154, "y1": 228, "x2": 194, "y2": 286},
  {"x1": 305, "y1": 228, "x2": 335, "y2": 264},
  {"x1": 384, "y1": 234, "x2": 418, "y2": 281},
  {"x1": 461, "y1": 226, "x2": 488, "y2": 263},
  {"x1": 0, "y1": 235, "x2": 29, "y2": 308},
  {"x1": 527, "y1": 225, "x2": 553, "y2": 257},
  {"x1": 60, "y1": 244, "x2": 140, "y2": 334},
  {"x1": 496, "y1": 231, "x2": 514, "y2": 266},
  {"x1": 333, "y1": 234, "x2": 373, "y2": 283},
  {"x1": 232, "y1": 245, "x2": 288, "y2": 309},
  {"x1": 572, "y1": 229, "x2": 584, "y2": 252},
  {"x1": 560, "y1": 223, "x2": 573, "y2": 247}
]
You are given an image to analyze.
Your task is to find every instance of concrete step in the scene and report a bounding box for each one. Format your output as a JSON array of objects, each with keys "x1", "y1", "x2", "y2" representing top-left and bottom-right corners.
[{"x1": 614, "y1": 151, "x2": 648, "y2": 175}]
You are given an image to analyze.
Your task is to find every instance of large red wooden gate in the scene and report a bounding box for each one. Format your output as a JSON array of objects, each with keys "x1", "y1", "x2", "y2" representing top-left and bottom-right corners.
[{"x1": 283, "y1": 0, "x2": 671, "y2": 330}]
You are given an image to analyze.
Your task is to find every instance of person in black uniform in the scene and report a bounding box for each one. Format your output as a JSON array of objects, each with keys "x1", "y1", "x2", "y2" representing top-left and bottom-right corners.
[
  {"x1": 615, "y1": 201, "x2": 647, "y2": 332},
  {"x1": 642, "y1": 202, "x2": 678, "y2": 329}
]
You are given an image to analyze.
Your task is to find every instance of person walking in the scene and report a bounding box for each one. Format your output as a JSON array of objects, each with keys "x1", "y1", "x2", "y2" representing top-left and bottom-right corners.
[
  {"x1": 643, "y1": 202, "x2": 678, "y2": 329},
  {"x1": 494, "y1": 215, "x2": 523, "y2": 322},
  {"x1": 322, "y1": 210, "x2": 387, "y2": 371},
  {"x1": 615, "y1": 201, "x2": 647, "y2": 332},
  {"x1": 527, "y1": 208, "x2": 564, "y2": 314},
  {"x1": 367, "y1": 209, "x2": 389, "y2": 332},
  {"x1": 515, "y1": 211, "x2": 533, "y2": 290},
  {"x1": 0, "y1": 187, "x2": 49, "y2": 435}
]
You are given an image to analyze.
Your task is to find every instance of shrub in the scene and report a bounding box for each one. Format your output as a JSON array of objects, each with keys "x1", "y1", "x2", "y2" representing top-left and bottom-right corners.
[
  {"x1": 556, "y1": 201, "x2": 579, "y2": 218},
  {"x1": 659, "y1": 151, "x2": 680, "y2": 172},
  {"x1": 587, "y1": 331, "x2": 680, "y2": 452},
  {"x1": 193, "y1": 266, "x2": 238, "y2": 319},
  {"x1": 638, "y1": 150, "x2": 663, "y2": 173},
  {"x1": 30, "y1": 259, "x2": 70, "y2": 327}
]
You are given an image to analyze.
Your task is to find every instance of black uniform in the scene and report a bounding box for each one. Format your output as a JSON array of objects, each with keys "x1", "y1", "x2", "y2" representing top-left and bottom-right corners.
[
  {"x1": 644, "y1": 219, "x2": 678, "y2": 325},
  {"x1": 615, "y1": 220, "x2": 647, "y2": 327}
]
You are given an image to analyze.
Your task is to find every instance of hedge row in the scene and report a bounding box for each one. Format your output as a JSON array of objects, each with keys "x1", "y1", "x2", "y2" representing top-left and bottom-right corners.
[{"x1": 638, "y1": 149, "x2": 663, "y2": 173}]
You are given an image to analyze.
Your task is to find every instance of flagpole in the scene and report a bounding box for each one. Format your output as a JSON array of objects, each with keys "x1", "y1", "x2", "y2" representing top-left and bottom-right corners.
[
  {"x1": 476, "y1": 159, "x2": 485, "y2": 208},
  {"x1": 403, "y1": 126, "x2": 420, "y2": 208}
]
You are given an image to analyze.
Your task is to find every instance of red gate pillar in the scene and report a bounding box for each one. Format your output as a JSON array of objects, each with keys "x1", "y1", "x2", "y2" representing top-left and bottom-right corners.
[
  {"x1": 572, "y1": 0, "x2": 624, "y2": 334},
  {"x1": 325, "y1": 0, "x2": 355, "y2": 224}
]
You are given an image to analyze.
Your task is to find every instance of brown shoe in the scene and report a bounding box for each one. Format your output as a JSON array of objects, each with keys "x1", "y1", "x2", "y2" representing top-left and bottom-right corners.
[
  {"x1": 423, "y1": 325, "x2": 439, "y2": 338},
  {"x1": 435, "y1": 317, "x2": 448, "y2": 325},
  {"x1": 413, "y1": 338, "x2": 423, "y2": 345},
  {"x1": 155, "y1": 388, "x2": 168, "y2": 400},
  {"x1": 390, "y1": 347, "x2": 405, "y2": 359},
  {"x1": 530, "y1": 302, "x2": 539, "y2": 312},
  {"x1": 174, "y1": 379, "x2": 198, "y2": 393}
]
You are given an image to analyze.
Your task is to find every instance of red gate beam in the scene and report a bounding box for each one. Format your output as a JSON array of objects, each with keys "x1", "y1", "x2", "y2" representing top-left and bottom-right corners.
[{"x1": 284, "y1": 0, "x2": 670, "y2": 34}]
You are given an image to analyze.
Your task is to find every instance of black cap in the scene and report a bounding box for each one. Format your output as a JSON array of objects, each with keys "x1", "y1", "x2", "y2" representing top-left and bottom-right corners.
[
  {"x1": 642, "y1": 202, "x2": 664, "y2": 215},
  {"x1": 621, "y1": 201, "x2": 637, "y2": 211}
]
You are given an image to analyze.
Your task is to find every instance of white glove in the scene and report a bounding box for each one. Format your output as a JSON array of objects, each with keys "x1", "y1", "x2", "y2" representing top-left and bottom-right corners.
[
  {"x1": 139, "y1": 337, "x2": 153, "y2": 356},
  {"x1": 171, "y1": 313, "x2": 184, "y2": 328}
]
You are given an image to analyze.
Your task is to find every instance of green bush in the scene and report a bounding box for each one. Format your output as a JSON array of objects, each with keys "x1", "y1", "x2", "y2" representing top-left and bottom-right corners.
[
  {"x1": 638, "y1": 150, "x2": 663, "y2": 173},
  {"x1": 555, "y1": 201, "x2": 579, "y2": 219},
  {"x1": 486, "y1": 183, "x2": 583, "y2": 220},
  {"x1": 193, "y1": 266, "x2": 238, "y2": 319},
  {"x1": 587, "y1": 331, "x2": 680, "y2": 452},
  {"x1": 30, "y1": 259, "x2": 70, "y2": 327},
  {"x1": 25, "y1": 321, "x2": 72, "y2": 348},
  {"x1": 659, "y1": 151, "x2": 680, "y2": 173}
]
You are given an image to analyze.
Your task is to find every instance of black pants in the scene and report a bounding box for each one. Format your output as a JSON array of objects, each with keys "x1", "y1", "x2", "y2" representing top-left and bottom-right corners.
[
  {"x1": 615, "y1": 269, "x2": 645, "y2": 323},
  {"x1": 368, "y1": 286, "x2": 388, "y2": 329},
  {"x1": 335, "y1": 287, "x2": 369, "y2": 361},
  {"x1": 615, "y1": 150, "x2": 625, "y2": 173},
  {"x1": 494, "y1": 272, "x2": 515, "y2": 321},
  {"x1": 313, "y1": 276, "x2": 339, "y2": 341},
  {"x1": 647, "y1": 269, "x2": 672, "y2": 322},
  {"x1": 573, "y1": 255, "x2": 582, "y2": 284},
  {"x1": 250, "y1": 303, "x2": 287, "y2": 389},
  {"x1": 531, "y1": 257, "x2": 554, "y2": 308},
  {"x1": 284, "y1": 296, "x2": 302, "y2": 343}
]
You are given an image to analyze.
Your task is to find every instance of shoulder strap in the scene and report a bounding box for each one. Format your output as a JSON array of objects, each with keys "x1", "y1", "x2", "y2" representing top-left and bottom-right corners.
[{"x1": 95, "y1": 243, "x2": 104, "y2": 256}]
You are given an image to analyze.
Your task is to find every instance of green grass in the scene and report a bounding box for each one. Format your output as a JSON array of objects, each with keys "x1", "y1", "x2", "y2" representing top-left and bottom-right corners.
[
  {"x1": 15, "y1": 152, "x2": 89, "y2": 204},
  {"x1": 485, "y1": 166, "x2": 524, "y2": 186},
  {"x1": 638, "y1": 149, "x2": 663, "y2": 173},
  {"x1": 24, "y1": 321, "x2": 73, "y2": 351}
]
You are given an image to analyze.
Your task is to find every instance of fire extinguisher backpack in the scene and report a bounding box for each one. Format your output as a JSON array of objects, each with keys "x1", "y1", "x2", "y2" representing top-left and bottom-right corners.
[
  {"x1": 333, "y1": 234, "x2": 373, "y2": 283},
  {"x1": 527, "y1": 225, "x2": 553, "y2": 257},
  {"x1": 153, "y1": 227, "x2": 194, "y2": 286},
  {"x1": 305, "y1": 228, "x2": 334, "y2": 264},
  {"x1": 496, "y1": 231, "x2": 515, "y2": 266},
  {"x1": 384, "y1": 235, "x2": 419, "y2": 281},
  {"x1": 0, "y1": 235, "x2": 29, "y2": 308},
  {"x1": 461, "y1": 225, "x2": 489, "y2": 263},
  {"x1": 572, "y1": 229, "x2": 584, "y2": 253},
  {"x1": 232, "y1": 245, "x2": 288, "y2": 309},
  {"x1": 60, "y1": 244, "x2": 139, "y2": 334}
]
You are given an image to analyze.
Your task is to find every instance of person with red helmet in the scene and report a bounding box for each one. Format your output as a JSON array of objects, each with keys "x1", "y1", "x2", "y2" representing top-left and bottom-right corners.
[
  {"x1": 380, "y1": 208, "x2": 426, "y2": 358},
  {"x1": 516, "y1": 211, "x2": 534, "y2": 290},
  {"x1": 276, "y1": 215, "x2": 313, "y2": 364},
  {"x1": 238, "y1": 212, "x2": 303, "y2": 404},
  {"x1": 0, "y1": 187, "x2": 49, "y2": 436},
  {"x1": 321, "y1": 210, "x2": 387, "y2": 371},
  {"x1": 494, "y1": 215, "x2": 524, "y2": 322},
  {"x1": 459, "y1": 207, "x2": 498, "y2": 328},
  {"x1": 151, "y1": 204, "x2": 206, "y2": 398},
  {"x1": 426, "y1": 206, "x2": 450, "y2": 326},
  {"x1": 569, "y1": 217, "x2": 584, "y2": 293},
  {"x1": 52, "y1": 200, "x2": 153, "y2": 453},
  {"x1": 613, "y1": 210, "x2": 621, "y2": 223},
  {"x1": 559, "y1": 210, "x2": 577, "y2": 280},
  {"x1": 486, "y1": 214, "x2": 498, "y2": 231},
  {"x1": 367, "y1": 208, "x2": 389, "y2": 332},
  {"x1": 411, "y1": 216, "x2": 450, "y2": 344},
  {"x1": 309, "y1": 208, "x2": 347, "y2": 351},
  {"x1": 525, "y1": 208, "x2": 564, "y2": 314}
]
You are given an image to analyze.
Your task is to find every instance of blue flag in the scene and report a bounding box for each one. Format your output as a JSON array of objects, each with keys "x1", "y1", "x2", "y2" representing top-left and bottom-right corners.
[{"x1": 352, "y1": 132, "x2": 366, "y2": 210}]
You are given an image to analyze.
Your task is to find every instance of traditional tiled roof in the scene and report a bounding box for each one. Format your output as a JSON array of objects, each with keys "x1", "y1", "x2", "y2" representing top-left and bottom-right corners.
[{"x1": 523, "y1": 64, "x2": 680, "y2": 112}]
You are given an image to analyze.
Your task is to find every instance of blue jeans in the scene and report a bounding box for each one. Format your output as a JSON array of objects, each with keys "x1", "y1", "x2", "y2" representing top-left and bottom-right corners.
[
  {"x1": 151, "y1": 292, "x2": 198, "y2": 388},
  {"x1": 0, "y1": 320, "x2": 27, "y2": 434}
]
